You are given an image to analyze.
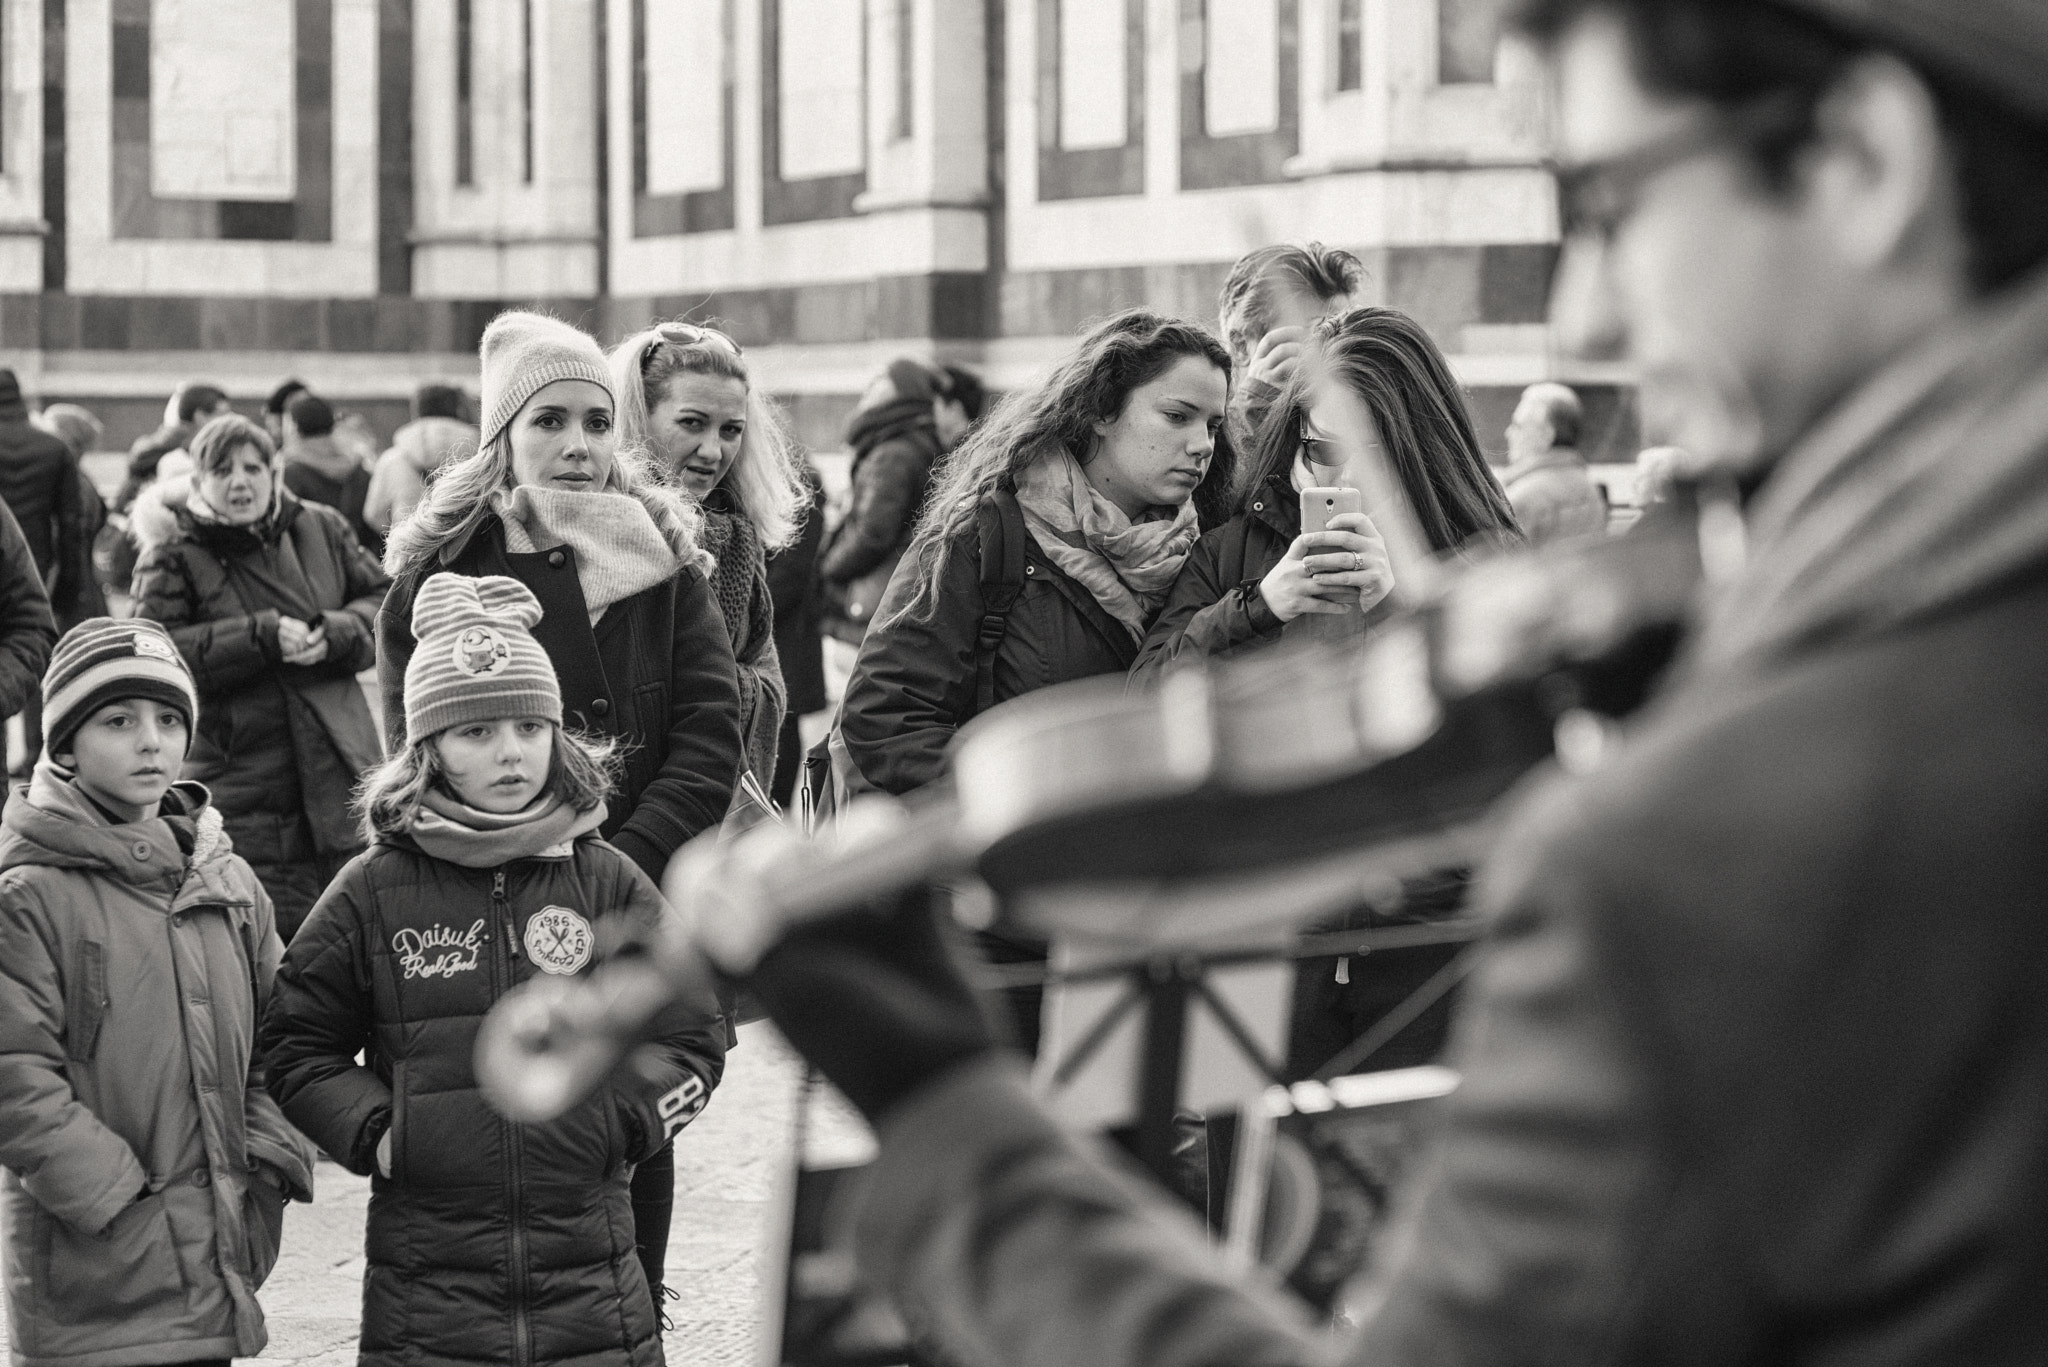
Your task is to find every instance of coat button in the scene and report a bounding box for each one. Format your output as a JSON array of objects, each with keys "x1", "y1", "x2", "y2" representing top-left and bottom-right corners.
[
  {"x1": 1253, "y1": 501, "x2": 1265, "y2": 512},
  {"x1": 192, "y1": 1168, "x2": 210, "y2": 1188},
  {"x1": 131, "y1": 841, "x2": 151, "y2": 860},
  {"x1": 547, "y1": 550, "x2": 567, "y2": 568},
  {"x1": 1024, "y1": 564, "x2": 1036, "y2": 575},
  {"x1": 590, "y1": 697, "x2": 610, "y2": 717}
]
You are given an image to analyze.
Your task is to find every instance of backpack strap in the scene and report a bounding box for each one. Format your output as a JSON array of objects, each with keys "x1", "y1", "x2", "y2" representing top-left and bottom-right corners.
[{"x1": 972, "y1": 489, "x2": 1028, "y2": 718}]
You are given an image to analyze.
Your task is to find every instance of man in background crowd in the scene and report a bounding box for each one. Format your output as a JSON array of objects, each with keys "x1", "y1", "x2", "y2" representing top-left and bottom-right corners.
[
  {"x1": 0, "y1": 371, "x2": 82, "y2": 774},
  {"x1": 115, "y1": 380, "x2": 228, "y2": 512},
  {"x1": 1216, "y1": 242, "x2": 1363, "y2": 452},
  {"x1": 721, "y1": 0, "x2": 2048, "y2": 1362},
  {"x1": 365, "y1": 383, "x2": 478, "y2": 536},
  {"x1": 1496, "y1": 380, "x2": 1608, "y2": 542},
  {"x1": 264, "y1": 377, "x2": 309, "y2": 446},
  {"x1": 278, "y1": 392, "x2": 380, "y2": 555}
]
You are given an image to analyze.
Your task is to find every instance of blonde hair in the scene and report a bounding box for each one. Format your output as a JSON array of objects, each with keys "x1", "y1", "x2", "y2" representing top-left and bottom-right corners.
[
  {"x1": 382, "y1": 428, "x2": 702, "y2": 579},
  {"x1": 355, "y1": 723, "x2": 622, "y2": 842},
  {"x1": 608, "y1": 321, "x2": 808, "y2": 550}
]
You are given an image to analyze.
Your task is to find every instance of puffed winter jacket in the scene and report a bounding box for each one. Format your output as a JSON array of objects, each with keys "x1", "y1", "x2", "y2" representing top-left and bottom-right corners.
[
  {"x1": 0, "y1": 771, "x2": 317, "y2": 1367},
  {"x1": 378, "y1": 516, "x2": 744, "y2": 884},
  {"x1": 263, "y1": 832, "x2": 728, "y2": 1367},
  {"x1": 838, "y1": 510, "x2": 1138, "y2": 796},
  {"x1": 1129, "y1": 475, "x2": 1299, "y2": 680}
]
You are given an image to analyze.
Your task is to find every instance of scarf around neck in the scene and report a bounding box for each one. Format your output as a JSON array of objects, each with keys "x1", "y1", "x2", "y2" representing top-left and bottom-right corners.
[
  {"x1": 1693, "y1": 264, "x2": 2048, "y2": 673},
  {"x1": 493, "y1": 484, "x2": 681, "y2": 621},
  {"x1": 407, "y1": 788, "x2": 607, "y2": 868},
  {"x1": 1013, "y1": 447, "x2": 1200, "y2": 644}
]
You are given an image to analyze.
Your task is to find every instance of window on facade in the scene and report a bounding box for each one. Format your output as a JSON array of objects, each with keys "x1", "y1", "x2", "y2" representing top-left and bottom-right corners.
[
  {"x1": 456, "y1": 0, "x2": 475, "y2": 185},
  {"x1": 1336, "y1": 0, "x2": 1362, "y2": 92},
  {"x1": 1438, "y1": 0, "x2": 1503, "y2": 84}
]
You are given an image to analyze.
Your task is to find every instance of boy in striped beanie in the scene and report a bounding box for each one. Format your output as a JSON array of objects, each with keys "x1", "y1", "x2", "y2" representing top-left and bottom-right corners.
[{"x1": 40, "y1": 617, "x2": 202, "y2": 818}]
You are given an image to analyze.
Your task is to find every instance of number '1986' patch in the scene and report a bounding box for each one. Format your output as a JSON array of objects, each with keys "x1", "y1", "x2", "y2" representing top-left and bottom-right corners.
[{"x1": 524, "y1": 905, "x2": 593, "y2": 975}]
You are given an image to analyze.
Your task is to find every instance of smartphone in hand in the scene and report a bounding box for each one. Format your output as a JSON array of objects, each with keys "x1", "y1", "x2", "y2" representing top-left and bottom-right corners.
[{"x1": 1300, "y1": 487, "x2": 1363, "y2": 537}]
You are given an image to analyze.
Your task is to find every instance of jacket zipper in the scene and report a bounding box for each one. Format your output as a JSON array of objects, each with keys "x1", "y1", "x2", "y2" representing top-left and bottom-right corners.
[{"x1": 494, "y1": 868, "x2": 534, "y2": 1367}]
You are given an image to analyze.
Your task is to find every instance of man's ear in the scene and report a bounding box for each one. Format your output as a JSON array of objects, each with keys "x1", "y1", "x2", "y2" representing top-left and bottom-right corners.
[{"x1": 1809, "y1": 52, "x2": 1959, "y2": 277}]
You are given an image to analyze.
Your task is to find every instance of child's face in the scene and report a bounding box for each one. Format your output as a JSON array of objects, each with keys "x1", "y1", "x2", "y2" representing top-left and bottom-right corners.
[
  {"x1": 433, "y1": 718, "x2": 555, "y2": 814},
  {"x1": 61, "y1": 699, "x2": 187, "y2": 815}
]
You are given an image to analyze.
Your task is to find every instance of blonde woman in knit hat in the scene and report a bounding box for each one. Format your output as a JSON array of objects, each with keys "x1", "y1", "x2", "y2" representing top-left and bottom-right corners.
[
  {"x1": 265, "y1": 574, "x2": 726, "y2": 1367},
  {"x1": 379, "y1": 311, "x2": 742, "y2": 1313},
  {"x1": 609, "y1": 320, "x2": 808, "y2": 783}
]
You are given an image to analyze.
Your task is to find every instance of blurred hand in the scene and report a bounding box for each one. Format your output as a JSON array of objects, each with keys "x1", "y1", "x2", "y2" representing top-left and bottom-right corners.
[
  {"x1": 280, "y1": 620, "x2": 328, "y2": 666},
  {"x1": 375, "y1": 1129, "x2": 391, "y2": 1178},
  {"x1": 1245, "y1": 326, "x2": 1309, "y2": 395}
]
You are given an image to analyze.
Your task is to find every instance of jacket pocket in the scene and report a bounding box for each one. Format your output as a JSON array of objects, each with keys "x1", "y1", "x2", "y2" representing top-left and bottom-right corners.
[
  {"x1": 242, "y1": 1171, "x2": 287, "y2": 1287},
  {"x1": 64, "y1": 942, "x2": 108, "y2": 1063},
  {"x1": 39, "y1": 1192, "x2": 187, "y2": 1325}
]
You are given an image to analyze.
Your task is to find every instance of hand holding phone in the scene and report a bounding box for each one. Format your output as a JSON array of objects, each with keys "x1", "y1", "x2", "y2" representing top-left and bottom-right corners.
[{"x1": 1257, "y1": 489, "x2": 1395, "y2": 622}]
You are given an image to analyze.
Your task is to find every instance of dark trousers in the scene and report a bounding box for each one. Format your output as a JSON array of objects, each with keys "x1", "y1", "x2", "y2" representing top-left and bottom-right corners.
[
  {"x1": 770, "y1": 712, "x2": 804, "y2": 808},
  {"x1": 630, "y1": 1140, "x2": 675, "y2": 1302}
]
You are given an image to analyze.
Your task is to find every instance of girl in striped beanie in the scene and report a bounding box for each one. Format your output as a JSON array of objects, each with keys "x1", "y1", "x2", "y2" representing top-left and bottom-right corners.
[{"x1": 263, "y1": 572, "x2": 726, "y2": 1366}]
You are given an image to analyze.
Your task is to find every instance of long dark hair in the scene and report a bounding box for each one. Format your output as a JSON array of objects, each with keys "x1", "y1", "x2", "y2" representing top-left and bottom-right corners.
[
  {"x1": 1241, "y1": 307, "x2": 1518, "y2": 553},
  {"x1": 890, "y1": 310, "x2": 1235, "y2": 623}
]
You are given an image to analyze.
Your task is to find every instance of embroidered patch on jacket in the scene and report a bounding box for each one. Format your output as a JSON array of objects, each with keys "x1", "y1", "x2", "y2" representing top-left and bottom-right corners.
[
  {"x1": 393, "y1": 919, "x2": 487, "y2": 980},
  {"x1": 132, "y1": 631, "x2": 178, "y2": 662},
  {"x1": 451, "y1": 625, "x2": 512, "y2": 676},
  {"x1": 524, "y1": 905, "x2": 594, "y2": 975}
]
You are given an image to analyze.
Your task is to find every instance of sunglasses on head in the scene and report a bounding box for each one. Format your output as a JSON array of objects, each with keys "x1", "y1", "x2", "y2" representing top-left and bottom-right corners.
[{"x1": 642, "y1": 322, "x2": 742, "y2": 367}]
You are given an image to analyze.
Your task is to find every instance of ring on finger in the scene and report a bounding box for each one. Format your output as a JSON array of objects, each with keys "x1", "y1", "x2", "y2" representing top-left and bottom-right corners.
[{"x1": 1352, "y1": 552, "x2": 1365, "y2": 573}]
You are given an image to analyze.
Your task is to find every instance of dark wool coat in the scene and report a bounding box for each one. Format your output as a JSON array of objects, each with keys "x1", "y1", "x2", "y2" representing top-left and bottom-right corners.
[
  {"x1": 263, "y1": 834, "x2": 727, "y2": 1367},
  {"x1": 130, "y1": 487, "x2": 389, "y2": 937},
  {"x1": 838, "y1": 516, "x2": 1137, "y2": 797},
  {"x1": 378, "y1": 517, "x2": 744, "y2": 883},
  {"x1": 0, "y1": 499, "x2": 57, "y2": 720}
]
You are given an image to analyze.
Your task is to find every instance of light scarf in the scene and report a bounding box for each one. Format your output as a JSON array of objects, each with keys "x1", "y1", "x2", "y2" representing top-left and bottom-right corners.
[
  {"x1": 1693, "y1": 263, "x2": 2048, "y2": 672},
  {"x1": 408, "y1": 788, "x2": 607, "y2": 868},
  {"x1": 1013, "y1": 447, "x2": 1200, "y2": 644},
  {"x1": 493, "y1": 484, "x2": 681, "y2": 622}
]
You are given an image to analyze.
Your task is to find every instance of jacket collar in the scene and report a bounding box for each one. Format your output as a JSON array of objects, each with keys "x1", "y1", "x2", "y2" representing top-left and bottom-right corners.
[
  {"x1": 1499, "y1": 446, "x2": 1588, "y2": 488},
  {"x1": 0, "y1": 765, "x2": 253, "y2": 909},
  {"x1": 1243, "y1": 474, "x2": 1300, "y2": 538}
]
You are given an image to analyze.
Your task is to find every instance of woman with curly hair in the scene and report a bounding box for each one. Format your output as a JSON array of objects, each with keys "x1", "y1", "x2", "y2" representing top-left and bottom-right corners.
[{"x1": 608, "y1": 321, "x2": 807, "y2": 783}]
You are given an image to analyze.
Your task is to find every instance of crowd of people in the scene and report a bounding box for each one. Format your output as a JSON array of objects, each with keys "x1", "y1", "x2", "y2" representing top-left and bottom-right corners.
[{"x1": 0, "y1": 0, "x2": 2041, "y2": 1362}]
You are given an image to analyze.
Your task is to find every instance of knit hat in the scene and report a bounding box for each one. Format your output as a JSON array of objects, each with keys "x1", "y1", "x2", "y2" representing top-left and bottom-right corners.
[
  {"x1": 403, "y1": 574, "x2": 562, "y2": 746},
  {"x1": 43, "y1": 619, "x2": 201, "y2": 761},
  {"x1": 478, "y1": 311, "x2": 615, "y2": 450}
]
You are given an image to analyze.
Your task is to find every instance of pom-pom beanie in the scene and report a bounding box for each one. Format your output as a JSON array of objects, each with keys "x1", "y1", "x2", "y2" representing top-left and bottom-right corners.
[
  {"x1": 404, "y1": 574, "x2": 563, "y2": 746},
  {"x1": 478, "y1": 311, "x2": 615, "y2": 450},
  {"x1": 43, "y1": 619, "x2": 200, "y2": 760}
]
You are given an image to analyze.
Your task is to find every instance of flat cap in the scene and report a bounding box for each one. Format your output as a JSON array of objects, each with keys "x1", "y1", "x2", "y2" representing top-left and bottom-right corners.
[{"x1": 1780, "y1": 1, "x2": 2048, "y2": 123}]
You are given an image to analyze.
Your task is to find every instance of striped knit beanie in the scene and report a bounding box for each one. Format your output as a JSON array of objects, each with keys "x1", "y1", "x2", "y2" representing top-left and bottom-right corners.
[
  {"x1": 403, "y1": 574, "x2": 562, "y2": 747},
  {"x1": 43, "y1": 619, "x2": 200, "y2": 761},
  {"x1": 478, "y1": 311, "x2": 615, "y2": 450}
]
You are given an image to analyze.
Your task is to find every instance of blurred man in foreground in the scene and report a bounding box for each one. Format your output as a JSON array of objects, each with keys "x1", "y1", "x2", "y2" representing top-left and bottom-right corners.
[
  {"x1": 1498, "y1": 380, "x2": 1608, "y2": 542},
  {"x1": 703, "y1": 1, "x2": 2048, "y2": 1363}
]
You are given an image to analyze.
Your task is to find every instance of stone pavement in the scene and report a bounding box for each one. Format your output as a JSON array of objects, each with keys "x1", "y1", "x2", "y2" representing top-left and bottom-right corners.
[{"x1": 0, "y1": 1022, "x2": 868, "y2": 1367}]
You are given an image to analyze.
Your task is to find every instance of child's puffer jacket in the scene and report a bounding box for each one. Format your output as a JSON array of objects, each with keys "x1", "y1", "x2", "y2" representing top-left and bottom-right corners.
[
  {"x1": 0, "y1": 770, "x2": 317, "y2": 1367},
  {"x1": 262, "y1": 832, "x2": 727, "y2": 1367}
]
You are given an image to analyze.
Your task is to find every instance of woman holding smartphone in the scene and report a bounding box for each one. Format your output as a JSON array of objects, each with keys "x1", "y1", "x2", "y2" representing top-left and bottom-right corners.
[{"x1": 1131, "y1": 306, "x2": 1516, "y2": 679}]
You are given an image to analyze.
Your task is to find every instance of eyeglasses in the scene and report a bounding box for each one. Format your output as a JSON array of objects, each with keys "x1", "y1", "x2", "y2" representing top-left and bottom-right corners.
[
  {"x1": 1550, "y1": 90, "x2": 1812, "y2": 245},
  {"x1": 642, "y1": 322, "x2": 742, "y2": 368}
]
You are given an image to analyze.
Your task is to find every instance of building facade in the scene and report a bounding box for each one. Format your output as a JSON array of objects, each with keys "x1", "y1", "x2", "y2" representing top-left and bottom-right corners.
[{"x1": 0, "y1": 0, "x2": 1634, "y2": 456}]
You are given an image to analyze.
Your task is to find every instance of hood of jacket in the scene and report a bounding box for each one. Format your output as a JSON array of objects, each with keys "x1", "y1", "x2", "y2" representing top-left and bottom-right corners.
[
  {"x1": 0, "y1": 763, "x2": 244, "y2": 899},
  {"x1": 388, "y1": 416, "x2": 479, "y2": 475},
  {"x1": 1695, "y1": 264, "x2": 2048, "y2": 672},
  {"x1": 129, "y1": 471, "x2": 304, "y2": 556},
  {"x1": 281, "y1": 432, "x2": 362, "y2": 482}
]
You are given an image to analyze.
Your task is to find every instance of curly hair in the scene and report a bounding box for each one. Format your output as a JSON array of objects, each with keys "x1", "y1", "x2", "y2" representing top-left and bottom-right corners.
[
  {"x1": 355, "y1": 723, "x2": 623, "y2": 842},
  {"x1": 887, "y1": 310, "x2": 1235, "y2": 625},
  {"x1": 1241, "y1": 307, "x2": 1519, "y2": 554},
  {"x1": 609, "y1": 321, "x2": 809, "y2": 551}
]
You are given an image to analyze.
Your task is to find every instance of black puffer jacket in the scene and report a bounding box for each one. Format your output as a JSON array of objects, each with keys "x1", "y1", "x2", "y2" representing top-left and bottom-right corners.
[
  {"x1": 1130, "y1": 475, "x2": 1298, "y2": 680},
  {"x1": 263, "y1": 833, "x2": 727, "y2": 1367},
  {"x1": 379, "y1": 518, "x2": 744, "y2": 883},
  {"x1": 0, "y1": 377, "x2": 84, "y2": 620},
  {"x1": 839, "y1": 511, "x2": 1137, "y2": 797}
]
